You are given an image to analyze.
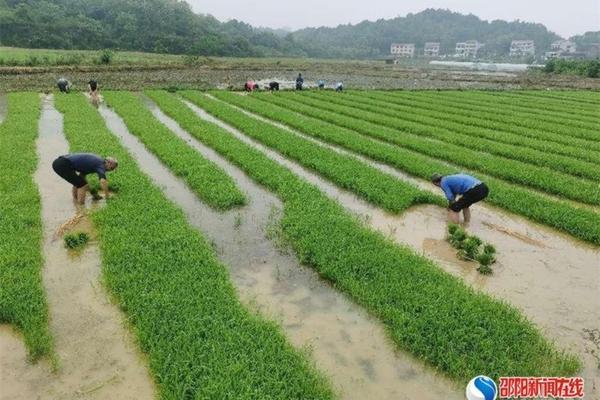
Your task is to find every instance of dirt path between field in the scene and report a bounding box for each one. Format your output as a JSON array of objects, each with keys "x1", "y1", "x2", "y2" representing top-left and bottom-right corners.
[
  {"x1": 190, "y1": 96, "x2": 600, "y2": 398},
  {"x1": 0, "y1": 95, "x2": 156, "y2": 400},
  {"x1": 97, "y1": 98, "x2": 464, "y2": 399}
]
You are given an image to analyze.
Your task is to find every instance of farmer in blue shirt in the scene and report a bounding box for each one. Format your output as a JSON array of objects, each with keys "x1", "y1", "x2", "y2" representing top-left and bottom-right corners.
[
  {"x1": 52, "y1": 153, "x2": 118, "y2": 204},
  {"x1": 431, "y1": 173, "x2": 489, "y2": 224}
]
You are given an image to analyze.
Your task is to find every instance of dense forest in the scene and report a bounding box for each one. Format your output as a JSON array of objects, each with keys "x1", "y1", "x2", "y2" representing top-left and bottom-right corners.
[
  {"x1": 0, "y1": 0, "x2": 303, "y2": 57},
  {"x1": 0, "y1": 1, "x2": 595, "y2": 59}
]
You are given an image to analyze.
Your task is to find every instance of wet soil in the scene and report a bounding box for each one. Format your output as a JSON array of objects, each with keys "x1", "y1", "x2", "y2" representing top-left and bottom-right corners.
[
  {"x1": 0, "y1": 95, "x2": 156, "y2": 400},
  {"x1": 99, "y1": 99, "x2": 464, "y2": 399},
  {"x1": 0, "y1": 93, "x2": 7, "y2": 123},
  {"x1": 187, "y1": 96, "x2": 600, "y2": 398}
]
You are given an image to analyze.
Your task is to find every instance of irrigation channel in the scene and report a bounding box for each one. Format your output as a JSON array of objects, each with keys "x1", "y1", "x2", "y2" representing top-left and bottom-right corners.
[
  {"x1": 97, "y1": 97, "x2": 463, "y2": 399},
  {"x1": 0, "y1": 95, "x2": 156, "y2": 400},
  {"x1": 184, "y1": 93, "x2": 600, "y2": 396},
  {"x1": 0, "y1": 93, "x2": 7, "y2": 123}
]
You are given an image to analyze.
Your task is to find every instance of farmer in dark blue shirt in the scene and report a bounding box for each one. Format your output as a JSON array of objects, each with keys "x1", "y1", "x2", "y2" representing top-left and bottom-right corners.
[
  {"x1": 431, "y1": 173, "x2": 489, "y2": 224},
  {"x1": 52, "y1": 153, "x2": 118, "y2": 204},
  {"x1": 296, "y1": 73, "x2": 304, "y2": 90}
]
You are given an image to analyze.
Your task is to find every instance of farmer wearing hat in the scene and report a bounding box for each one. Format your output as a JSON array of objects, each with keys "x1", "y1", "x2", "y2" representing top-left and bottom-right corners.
[
  {"x1": 431, "y1": 173, "x2": 489, "y2": 224},
  {"x1": 52, "y1": 153, "x2": 118, "y2": 204}
]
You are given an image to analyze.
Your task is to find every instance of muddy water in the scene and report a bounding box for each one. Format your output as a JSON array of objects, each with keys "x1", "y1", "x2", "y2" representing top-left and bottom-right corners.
[
  {"x1": 0, "y1": 95, "x2": 156, "y2": 400},
  {"x1": 98, "y1": 99, "x2": 463, "y2": 399},
  {"x1": 188, "y1": 96, "x2": 600, "y2": 398},
  {"x1": 0, "y1": 93, "x2": 7, "y2": 123}
]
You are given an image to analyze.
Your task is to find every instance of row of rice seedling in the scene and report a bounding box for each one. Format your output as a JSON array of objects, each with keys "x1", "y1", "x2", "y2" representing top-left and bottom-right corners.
[
  {"x1": 492, "y1": 91, "x2": 600, "y2": 115},
  {"x1": 213, "y1": 91, "x2": 600, "y2": 244},
  {"x1": 146, "y1": 89, "x2": 581, "y2": 383},
  {"x1": 356, "y1": 90, "x2": 600, "y2": 159},
  {"x1": 102, "y1": 91, "x2": 246, "y2": 210},
  {"x1": 518, "y1": 90, "x2": 600, "y2": 106},
  {"x1": 295, "y1": 91, "x2": 600, "y2": 176},
  {"x1": 53, "y1": 93, "x2": 335, "y2": 400},
  {"x1": 248, "y1": 92, "x2": 600, "y2": 206},
  {"x1": 0, "y1": 93, "x2": 53, "y2": 360},
  {"x1": 172, "y1": 91, "x2": 440, "y2": 214},
  {"x1": 434, "y1": 91, "x2": 599, "y2": 128},
  {"x1": 407, "y1": 91, "x2": 600, "y2": 144}
]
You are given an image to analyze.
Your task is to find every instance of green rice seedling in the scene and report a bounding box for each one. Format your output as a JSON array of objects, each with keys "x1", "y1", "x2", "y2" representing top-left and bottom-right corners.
[
  {"x1": 55, "y1": 93, "x2": 334, "y2": 400},
  {"x1": 213, "y1": 91, "x2": 600, "y2": 244},
  {"x1": 343, "y1": 90, "x2": 600, "y2": 166},
  {"x1": 458, "y1": 236, "x2": 482, "y2": 261},
  {"x1": 149, "y1": 90, "x2": 581, "y2": 383},
  {"x1": 286, "y1": 92, "x2": 600, "y2": 200},
  {"x1": 476, "y1": 251, "x2": 496, "y2": 268},
  {"x1": 477, "y1": 264, "x2": 494, "y2": 275},
  {"x1": 63, "y1": 232, "x2": 90, "y2": 250},
  {"x1": 0, "y1": 93, "x2": 53, "y2": 361},
  {"x1": 174, "y1": 93, "x2": 442, "y2": 215},
  {"x1": 103, "y1": 91, "x2": 245, "y2": 210},
  {"x1": 364, "y1": 90, "x2": 600, "y2": 159},
  {"x1": 483, "y1": 243, "x2": 497, "y2": 256}
]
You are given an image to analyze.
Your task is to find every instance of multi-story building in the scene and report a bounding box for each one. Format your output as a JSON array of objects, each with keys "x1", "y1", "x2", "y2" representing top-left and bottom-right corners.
[
  {"x1": 551, "y1": 40, "x2": 577, "y2": 53},
  {"x1": 424, "y1": 42, "x2": 440, "y2": 57},
  {"x1": 510, "y1": 40, "x2": 535, "y2": 57},
  {"x1": 454, "y1": 40, "x2": 483, "y2": 58},
  {"x1": 390, "y1": 43, "x2": 415, "y2": 58}
]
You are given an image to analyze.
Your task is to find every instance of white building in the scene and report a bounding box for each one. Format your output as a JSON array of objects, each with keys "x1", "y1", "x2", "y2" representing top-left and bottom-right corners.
[
  {"x1": 455, "y1": 40, "x2": 483, "y2": 58},
  {"x1": 510, "y1": 40, "x2": 535, "y2": 57},
  {"x1": 390, "y1": 43, "x2": 415, "y2": 58},
  {"x1": 424, "y1": 42, "x2": 440, "y2": 57},
  {"x1": 551, "y1": 40, "x2": 576, "y2": 53}
]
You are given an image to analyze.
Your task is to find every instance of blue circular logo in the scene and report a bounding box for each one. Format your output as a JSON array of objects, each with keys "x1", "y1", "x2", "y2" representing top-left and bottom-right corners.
[{"x1": 466, "y1": 375, "x2": 498, "y2": 400}]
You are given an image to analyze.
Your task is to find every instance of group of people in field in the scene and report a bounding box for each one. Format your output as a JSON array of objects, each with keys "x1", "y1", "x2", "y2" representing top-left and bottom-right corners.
[
  {"x1": 244, "y1": 73, "x2": 344, "y2": 92},
  {"x1": 53, "y1": 76, "x2": 488, "y2": 224}
]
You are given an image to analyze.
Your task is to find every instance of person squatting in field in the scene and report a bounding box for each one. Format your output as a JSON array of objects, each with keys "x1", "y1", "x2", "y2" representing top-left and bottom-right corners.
[
  {"x1": 268, "y1": 81, "x2": 280, "y2": 91},
  {"x1": 52, "y1": 153, "x2": 118, "y2": 204},
  {"x1": 431, "y1": 173, "x2": 489, "y2": 224}
]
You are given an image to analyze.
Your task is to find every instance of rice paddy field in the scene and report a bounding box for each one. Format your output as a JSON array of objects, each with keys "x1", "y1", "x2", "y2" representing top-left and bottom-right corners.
[{"x1": 0, "y1": 88, "x2": 598, "y2": 399}]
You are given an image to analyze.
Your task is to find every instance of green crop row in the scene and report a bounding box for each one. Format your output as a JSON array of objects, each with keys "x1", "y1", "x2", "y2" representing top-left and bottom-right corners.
[
  {"x1": 400, "y1": 91, "x2": 598, "y2": 145},
  {"x1": 301, "y1": 90, "x2": 600, "y2": 174},
  {"x1": 214, "y1": 91, "x2": 600, "y2": 244},
  {"x1": 103, "y1": 91, "x2": 246, "y2": 210},
  {"x1": 147, "y1": 89, "x2": 581, "y2": 383},
  {"x1": 518, "y1": 90, "x2": 600, "y2": 106},
  {"x1": 355, "y1": 90, "x2": 600, "y2": 159},
  {"x1": 0, "y1": 93, "x2": 53, "y2": 360},
  {"x1": 431, "y1": 91, "x2": 599, "y2": 128},
  {"x1": 254, "y1": 92, "x2": 600, "y2": 206},
  {"x1": 492, "y1": 91, "x2": 600, "y2": 116},
  {"x1": 54, "y1": 93, "x2": 334, "y2": 400},
  {"x1": 174, "y1": 91, "x2": 441, "y2": 214}
]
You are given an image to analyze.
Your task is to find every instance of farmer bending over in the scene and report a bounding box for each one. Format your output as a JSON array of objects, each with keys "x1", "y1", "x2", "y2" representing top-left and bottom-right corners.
[
  {"x1": 269, "y1": 81, "x2": 280, "y2": 91},
  {"x1": 57, "y1": 77, "x2": 70, "y2": 93},
  {"x1": 52, "y1": 153, "x2": 118, "y2": 204},
  {"x1": 431, "y1": 173, "x2": 489, "y2": 224}
]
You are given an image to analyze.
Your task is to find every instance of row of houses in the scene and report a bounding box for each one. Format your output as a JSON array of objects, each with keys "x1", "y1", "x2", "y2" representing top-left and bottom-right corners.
[{"x1": 390, "y1": 39, "x2": 592, "y2": 59}]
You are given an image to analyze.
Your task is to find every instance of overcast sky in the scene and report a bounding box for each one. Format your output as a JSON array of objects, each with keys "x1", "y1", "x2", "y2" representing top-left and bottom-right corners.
[{"x1": 188, "y1": 0, "x2": 599, "y2": 38}]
